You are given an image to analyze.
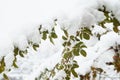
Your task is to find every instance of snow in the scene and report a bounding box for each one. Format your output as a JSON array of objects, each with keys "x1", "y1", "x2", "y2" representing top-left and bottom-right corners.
[
  {"x1": 52, "y1": 70, "x2": 66, "y2": 80},
  {"x1": 1, "y1": 0, "x2": 120, "y2": 80}
]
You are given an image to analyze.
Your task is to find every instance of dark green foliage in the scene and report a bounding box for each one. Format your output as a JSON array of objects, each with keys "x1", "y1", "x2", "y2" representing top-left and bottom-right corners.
[
  {"x1": 98, "y1": 5, "x2": 120, "y2": 33},
  {"x1": 49, "y1": 36, "x2": 54, "y2": 44},
  {"x1": 73, "y1": 48, "x2": 80, "y2": 56},
  {"x1": 63, "y1": 52, "x2": 72, "y2": 59},
  {"x1": 0, "y1": 57, "x2": 5, "y2": 73},
  {"x1": 83, "y1": 33, "x2": 90, "y2": 40},
  {"x1": 62, "y1": 36, "x2": 67, "y2": 40},
  {"x1": 79, "y1": 27, "x2": 92, "y2": 40},
  {"x1": 80, "y1": 49, "x2": 87, "y2": 57},
  {"x1": 42, "y1": 30, "x2": 48, "y2": 40},
  {"x1": 63, "y1": 29, "x2": 68, "y2": 38},
  {"x1": 14, "y1": 48, "x2": 19, "y2": 56},
  {"x1": 19, "y1": 51, "x2": 24, "y2": 57},
  {"x1": 3, "y1": 73, "x2": 9, "y2": 80},
  {"x1": 51, "y1": 32, "x2": 57, "y2": 38},
  {"x1": 71, "y1": 69, "x2": 78, "y2": 77},
  {"x1": 12, "y1": 57, "x2": 18, "y2": 68},
  {"x1": 33, "y1": 44, "x2": 39, "y2": 51}
]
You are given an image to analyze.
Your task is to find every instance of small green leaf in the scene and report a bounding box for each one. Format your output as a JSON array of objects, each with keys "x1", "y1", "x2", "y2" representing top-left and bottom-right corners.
[
  {"x1": 80, "y1": 49, "x2": 87, "y2": 57},
  {"x1": 73, "y1": 49, "x2": 79, "y2": 56},
  {"x1": 75, "y1": 37, "x2": 80, "y2": 41},
  {"x1": 0, "y1": 57, "x2": 5, "y2": 73},
  {"x1": 42, "y1": 31, "x2": 48, "y2": 40},
  {"x1": 70, "y1": 35, "x2": 75, "y2": 41},
  {"x1": 14, "y1": 48, "x2": 19, "y2": 56},
  {"x1": 62, "y1": 42, "x2": 67, "y2": 47},
  {"x1": 63, "y1": 29, "x2": 68, "y2": 37},
  {"x1": 65, "y1": 76, "x2": 70, "y2": 80},
  {"x1": 19, "y1": 52, "x2": 24, "y2": 57},
  {"x1": 1, "y1": 57, "x2": 5, "y2": 66},
  {"x1": 34, "y1": 44, "x2": 39, "y2": 47},
  {"x1": 80, "y1": 44, "x2": 87, "y2": 48},
  {"x1": 63, "y1": 53, "x2": 68, "y2": 59},
  {"x1": 79, "y1": 33, "x2": 83, "y2": 40},
  {"x1": 71, "y1": 69, "x2": 78, "y2": 77},
  {"x1": 49, "y1": 36, "x2": 54, "y2": 44},
  {"x1": 113, "y1": 18, "x2": 120, "y2": 27},
  {"x1": 83, "y1": 33, "x2": 90, "y2": 40},
  {"x1": 0, "y1": 67, "x2": 5, "y2": 73},
  {"x1": 72, "y1": 64, "x2": 79, "y2": 69},
  {"x1": 51, "y1": 32, "x2": 57, "y2": 38},
  {"x1": 113, "y1": 26, "x2": 119, "y2": 33},
  {"x1": 62, "y1": 36, "x2": 67, "y2": 40},
  {"x1": 3, "y1": 73, "x2": 9, "y2": 80},
  {"x1": 33, "y1": 44, "x2": 39, "y2": 51},
  {"x1": 73, "y1": 60, "x2": 77, "y2": 63},
  {"x1": 13, "y1": 61, "x2": 18, "y2": 68},
  {"x1": 56, "y1": 65, "x2": 64, "y2": 70},
  {"x1": 51, "y1": 27, "x2": 55, "y2": 31},
  {"x1": 67, "y1": 41, "x2": 71, "y2": 46},
  {"x1": 83, "y1": 28, "x2": 92, "y2": 35},
  {"x1": 74, "y1": 42, "x2": 83, "y2": 48},
  {"x1": 63, "y1": 52, "x2": 72, "y2": 59}
]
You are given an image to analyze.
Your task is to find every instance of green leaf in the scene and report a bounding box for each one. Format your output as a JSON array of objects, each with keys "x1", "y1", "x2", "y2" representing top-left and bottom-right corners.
[
  {"x1": 39, "y1": 25, "x2": 42, "y2": 31},
  {"x1": 73, "y1": 60, "x2": 77, "y2": 63},
  {"x1": 71, "y1": 69, "x2": 78, "y2": 77},
  {"x1": 13, "y1": 61, "x2": 18, "y2": 68},
  {"x1": 14, "y1": 48, "x2": 19, "y2": 56},
  {"x1": 70, "y1": 35, "x2": 74, "y2": 40},
  {"x1": 24, "y1": 50, "x2": 28, "y2": 54},
  {"x1": 80, "y1": 49, "x2": 87, "y2": 57},
  {"x1": 34, "y1": 44, "x2": 39, "y2": 47},
  {"x1": 62, "y1": 36, "x2": 67, "y2": 40},
  {"x1": 74, "y1": 42, "x2": 83, "y2": 48},
  {"x1": 113, "y1": 26, "x2": 119, "y2": 33},
  {"x1": 33, "y1": 44, "x2": 39, "y2": 51},
  {"x1": 104, "y1": 18, "x2": 112, "y2": 23},
  {"x1": 63, "y1": 52, "x2": 72, "y2": 59},
  {"x1": 3, "y1": 73, "x2": 9, "y2": 80},
  {"x1": 67, "y1": 41, "x2": 71, "y2": 46},
  {"x1": 83, "y1": 28, "x2": 92, "y2": 35},
  {"x1": 56, "y1": 65, "x2": 64, "y2": 70},
  {"x1": 72, "y1": 64, "x2": 79, "y2": 69},
  {"x1": 73, "y1": 49, "x2": 79, "y2": 56},
  {"x1": 0, "y1": 57, "x2": 5, "y2": 73},
  {"x1": 51, "y1": 32, "x2": 57, "y2": 38},
  {"x1": 83, "y1": 33, "x2": 90, "y2": 40},
  {"x1": 49, "y1": 36, "x2": 54, "y2": 44},
  {"x1": 19, "y1": 51, "x2": 24, "y2": 57},
  {"x1": 65, "y1": 76, "x2": 70, "y2": 80},
  {"x1": 1, "y1": 57, "x2": 5, "y2": 66},
  {"x1": 75, "y1": 37, "x2": 80, "y2": 41},
  {"x1": 113, "y1": 18, "x2": 120, "y2": 27},
  {"x1": 63, "y1": 53, "x2": 68, "y2": 59},
  {"x1": 80, "y1": 44, "x2": 87, "y2": 48},
  {"x1": 51, "y1": 27, "x2": 55, "y2": 31},
  {"x1": 42, "y1": 31, "x2": 48, "y2": 40},
  {"x1": 99, "y1": 21, "x2": 106, "y2": 28},
  {"x1": 0, "y1": 67, "x2": 5, "y2": 73},
  {"x1": 63, "y1": 29, "x2": 68, "y2": 37},
  {"x1": 79, "y1": 33, "x2": 83, "y2": 40},
  {"x1": 62, "y1": 42, "x2": 67, "y2": 47}
]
